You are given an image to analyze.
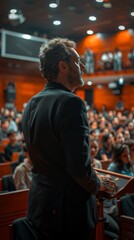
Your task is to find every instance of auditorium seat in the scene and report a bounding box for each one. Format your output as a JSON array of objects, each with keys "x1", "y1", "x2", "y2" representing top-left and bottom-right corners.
[
  {"x1": 117, "y1": 194, "x2": 134, "y2": 240},
  {"x1": 12, "y1": 152, "x2": 20, "y2": 162},
  {"x1": 9, "y1": 217, "x2": 37, "y2": 240},
  {"x1": 10, "y1": 161, "x2": 19, "y2": 173},
  {"x1": 0, "y1": 162, "x2": 11, "y2": 178},
  {"x1": 2, "y1": 174, "x2": 16, "y2": 192}
]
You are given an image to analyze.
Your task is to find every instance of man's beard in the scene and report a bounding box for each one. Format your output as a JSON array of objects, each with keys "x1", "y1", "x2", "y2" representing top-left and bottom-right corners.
[{"x1": 68, "y1": 68, "x2": 84, "y2": 88}]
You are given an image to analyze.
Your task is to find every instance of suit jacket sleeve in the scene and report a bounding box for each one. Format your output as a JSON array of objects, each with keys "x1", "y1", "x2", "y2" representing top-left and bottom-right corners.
[{"x1": 56, "y1": 95, "x2": 101, "y2": 194}]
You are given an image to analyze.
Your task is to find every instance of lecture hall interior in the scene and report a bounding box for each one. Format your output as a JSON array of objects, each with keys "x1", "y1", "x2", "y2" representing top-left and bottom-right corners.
[{"x1": 0, "y1": 0, "x2": 134, "y2": 240}]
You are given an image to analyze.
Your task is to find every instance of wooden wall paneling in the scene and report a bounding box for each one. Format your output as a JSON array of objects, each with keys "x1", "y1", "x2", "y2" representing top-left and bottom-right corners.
[
  {"x1": 93, "y1": 86, "x2": 119, "y2": 110},
  {"x1": 75, "y1": 89, "x2": 85, "y2": 101},
  {"x1": 0, "y1": 162, "x2": 11, "y2": 178},
  {"x1": 0, "y1": 72, "x2": 44, "y2": 111},
  {"x1": 122, "y1": 85, "x2": 134, "y2": 109}
]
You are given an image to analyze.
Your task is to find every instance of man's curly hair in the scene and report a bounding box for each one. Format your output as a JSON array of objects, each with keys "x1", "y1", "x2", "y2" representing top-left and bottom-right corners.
[{"x1": 39, "y1": 37, "x2": 76, "y2": 81}]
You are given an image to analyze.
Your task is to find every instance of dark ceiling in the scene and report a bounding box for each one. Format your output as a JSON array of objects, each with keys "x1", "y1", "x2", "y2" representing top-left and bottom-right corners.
[{"x1": 0, "y1": 0, "x2": 134, "y2": 41}]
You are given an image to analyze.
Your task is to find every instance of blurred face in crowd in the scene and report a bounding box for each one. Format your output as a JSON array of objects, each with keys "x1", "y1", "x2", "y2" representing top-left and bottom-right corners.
[
  {"x1": 90, "y1": 121, "x2": 98, "y2": 129},
  {"x1": 120, "y1": 147, "x2": 130, "y2": 163},
  {"x1": 99, "y1": 118, "x2": 106, "y2": 129},
  {"x1": 106, "y1": 136, "x2": 113, "y2": 147},
  {"x1": 108, "y1": 111, "x2": 114, "y2": 118},
  {"x1": 115, "y1": 132, "x2": 124, "y2": 144},
  {"x1": 117, "y1": 111, "x2": 122, "y2": 119},
  {"x1": 124, "y1": 130, "x2": 130, "y2": 140},
  {"x1": 109, "y1": 133, "x2": 115, "y2": 144},
  {"x1": 90, "y1": 140, "x2": 99, "y2": 159},
  {"x1": 128, "y1": 122, "x2": 134, "y2": 130},
  {"x1": 90, "y1": 129, "x2": 98, "y2": 140},
  {"x1": 130, "y1": 145, "x2": 134, "y2": 162},
  {"x1": 1, "y1": 120, "x2": 9, "y2": 131},
  {"x1": 10, "y1": 110, "x2": 15, "y2": 118},
  {"x1": 8, "y1": 132, "x2": 18, "y2": 145},
  {"x1": 112, "y1": 117, "x2": 119, "y2": 126},
  {"x1": 4, "y1": 109, "x2": 10, "y2": 117}
]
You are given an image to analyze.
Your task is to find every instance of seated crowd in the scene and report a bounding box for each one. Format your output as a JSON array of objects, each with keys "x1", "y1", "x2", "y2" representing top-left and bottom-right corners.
[
  {"x1": 0, "y1": 104, "x2": 134, "y2": 181},
  {"x1": 0, "y1": 105, "x2": 134, "y2": 240}
]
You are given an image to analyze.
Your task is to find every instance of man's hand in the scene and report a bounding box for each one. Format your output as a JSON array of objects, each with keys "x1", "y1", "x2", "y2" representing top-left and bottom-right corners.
[{"x1": 97, "y1": 174, "x2": 117, "y2": 195}]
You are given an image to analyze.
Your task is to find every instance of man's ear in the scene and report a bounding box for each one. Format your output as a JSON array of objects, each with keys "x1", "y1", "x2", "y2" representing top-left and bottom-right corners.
[{"x1": 58, "y1": 61, "x2": 69, "y2": 73}]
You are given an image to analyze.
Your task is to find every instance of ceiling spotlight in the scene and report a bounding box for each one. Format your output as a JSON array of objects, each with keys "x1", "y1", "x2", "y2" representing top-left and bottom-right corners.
[
  {"x1": 49, "y1": 0, "x2": 59, "y2": 8},
  {"x1": 89, "y1": 16, "x2": 97, "y2": 21},
  {"x1": 10, "y1": 9, "x2": 17, "y2": 14},
  {"x1": 87, "y1": 81, "x2": 92, "y2": 86},
  {"x1": 96, "y1": 0, "x2": 103, "y2": 2},
  {"x1": 131, "y1": 12, "x2": 134, "y2": 16},
  {"x1": 118, "y1": 25, "x2": 125, "y2": 30},
  {"x1": 53, "y1": 20, "x2": 61, "y2": 25},
  {"x1": 87, "y1": 30, "x2": 94, "y2": 35}
]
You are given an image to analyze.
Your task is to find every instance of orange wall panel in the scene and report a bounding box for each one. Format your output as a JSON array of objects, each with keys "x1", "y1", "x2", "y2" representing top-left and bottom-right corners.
[
  {"x1": 93, "y1": 85, "x2": 134, "y2": 111},
  {"x1": 75, "y1": 89, "x2": 85, "y2": 101},
  {"x1": 0, "y1": 73, "x2": 44, "y2": 111}
]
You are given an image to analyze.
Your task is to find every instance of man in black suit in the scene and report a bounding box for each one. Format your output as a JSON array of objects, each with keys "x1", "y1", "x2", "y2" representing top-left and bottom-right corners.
[{"x1": 22, "y1": 38, "x2": 116, "y2": 240}]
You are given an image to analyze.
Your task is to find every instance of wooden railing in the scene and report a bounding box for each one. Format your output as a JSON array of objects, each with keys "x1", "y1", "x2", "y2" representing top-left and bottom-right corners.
[{"x1": 0, "y1": 189, "x2": 29, "y2": 240}]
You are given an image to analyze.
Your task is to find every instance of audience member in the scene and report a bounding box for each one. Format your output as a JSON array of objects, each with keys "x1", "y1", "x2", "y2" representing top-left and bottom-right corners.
[
  {"x1": 108, "y1": 143, "x2": 134, "y2": 176},
  {"x1": 90, "y1": 139, "x2": 102, "y2": 168},
  {"x1": 113, "y1": 48, "x2": 122, "y2": 72},
  {"x1": 98, "y1": 133, "x2": 113, "y2": 161},
  {"x1": 115, "y1": 97, "x2": 125, "y2": 112},
  {"x1": 124, "y1": 129, "x2": 131, "y2": 141},
  {"x1": 90, "y1": 140, "x2": 119, "y2": 239},
  {"x1": 100, "y1": 51, "x2": 113, "y2": 72},
  {"x1": 90, "y1": 129, "x2": 98, "y2": 141},
  {"x1": 125, "y1": 139, "x2": 134, "y2": 171},
  {"x1": 4, "y1": 130, "x2": 21, "y2": 161},
  {"x1": 84, "y1": 47, "x2": 95, "y2": 74},
  {"x1": 112, "y1": 117, "x2": 120, "y2": 131},
  {"x1": 13, "y1": 145, "x2": 32, "y2": 190},
  {"x1": 8, "y1": 116, "x2": 18, "y2": 133},
  {"x1": 128, "y1": 48, "x2": 134, "y2": 68},
  {"x1": 0, "y1": 119, "x2": 10, "y2": 141},
  {"x1": 114, "y1": 132, "x2": 125, "y2": 144}
]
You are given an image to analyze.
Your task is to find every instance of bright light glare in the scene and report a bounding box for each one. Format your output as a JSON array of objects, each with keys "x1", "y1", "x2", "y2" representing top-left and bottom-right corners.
[
  {"x1": 89, "y1": 16, "x2": 97, "y2": 21},
  {"x1": 53, "y1": 20, "x2": 61, "y2": 25},
  {"x1": 118, "y1": 77, "x2": 124, "y2": 84},
  {"x1": 49, "y1": 3, "x2": 57, "y2": 8},
  {"x1": 131, "y1": 12, "x2": 134, "y2": 16},
  {"x1": 10, "y1": 9, "x2": 17, "y2": 14},
  {"x1": 8, "y1": 13, "x2": 18, "y2": 20},
  {"x1": 87, "y1": 81, "x2": 92, "y2": 86},
  {"x1": 22, "y1": 34, "x2": 31, "y2": 40},
  {"x1": 87, "y1": 30, "x2": 94, "y2": 35},
  {"x1": 118, "y1": 25, "x2": 125, "y2": 30}
]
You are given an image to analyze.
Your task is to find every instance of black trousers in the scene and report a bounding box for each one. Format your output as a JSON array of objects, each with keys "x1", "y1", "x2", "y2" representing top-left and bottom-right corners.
[
  {"x1": 13, "y1": 217, "x2": 95, "y2": 240},
  {"x1": 36, "y1": 230, "x2": 95, "y2": 240}
]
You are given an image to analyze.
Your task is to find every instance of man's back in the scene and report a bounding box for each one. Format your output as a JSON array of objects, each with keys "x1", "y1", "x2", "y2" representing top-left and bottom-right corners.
[{"x1": 22, "y1": 82, "x2": 97, "y2": 236}]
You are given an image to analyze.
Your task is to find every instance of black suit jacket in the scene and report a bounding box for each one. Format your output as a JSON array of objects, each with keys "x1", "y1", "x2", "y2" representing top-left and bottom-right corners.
[{"x1": 22, "y1": 82, "x2": 101, "y2": 236}]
